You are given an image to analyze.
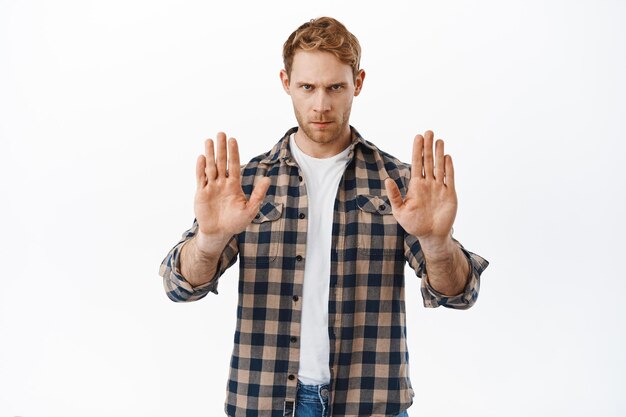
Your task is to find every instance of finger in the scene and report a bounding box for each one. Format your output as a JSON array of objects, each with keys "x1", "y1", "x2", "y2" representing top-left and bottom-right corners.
[
  {"x1": 228, "y1": 137, "x2": 241, "y2": 180},
  {"x1": 384, "y1": 178, "x2": 404, "y2": 211},
  {"x1": 215, "y1": 132, "x2": 228, "y2": 178},
  {"x1": 435, "y1": 139, "x2": 445, "y2": 183},
  {"x1": 445, "y1": 154, "x2": 455, "y2": 190},
  {"x1": 196, "y1": 154, "x2": 207, "y2": 190},
  {"x1": 411, "y1": 134, "x2": 424, "y2": 179},
  {"x1": 205, "y1": 139, "x2": 217, "y2": 180},
  {"x1": 423, "y1": 130, "x2": 435, "y2": 179},
  {"x1": 247, "y1": 177, "x2": 271, "y2": 216}
]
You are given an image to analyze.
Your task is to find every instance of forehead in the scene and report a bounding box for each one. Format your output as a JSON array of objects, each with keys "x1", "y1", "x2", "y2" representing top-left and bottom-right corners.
[{"x1": 290, "y1": 50, "x2": 353, "y2": 83}]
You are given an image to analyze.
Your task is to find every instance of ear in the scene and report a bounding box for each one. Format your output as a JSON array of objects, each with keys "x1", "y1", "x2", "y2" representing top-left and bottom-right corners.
[
  {"x1": 279, "y1": 69, "x2": 291, "y2": 95},
  {"x1": 353, "y1": 69, "x2": 366, "y2": 97}
]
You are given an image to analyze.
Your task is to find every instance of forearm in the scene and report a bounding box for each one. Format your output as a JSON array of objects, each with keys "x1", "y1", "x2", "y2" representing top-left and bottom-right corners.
[
  {"x1": 180, "y1": 233, "x2": 230, "y2": 287},
  {"x1": 421, "y1": 237, "x2": 470, "y2": 296}
]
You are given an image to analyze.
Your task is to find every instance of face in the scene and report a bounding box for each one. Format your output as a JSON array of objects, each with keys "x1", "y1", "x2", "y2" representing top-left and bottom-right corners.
[{"x1": 280, "y1": 50, "x2": 365, "y2": 156}]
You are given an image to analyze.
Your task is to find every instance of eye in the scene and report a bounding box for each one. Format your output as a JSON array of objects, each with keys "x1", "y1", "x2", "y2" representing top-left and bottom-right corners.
[
  {"x1": 331, "y1": 84, "x2": 343, "y2": 91},
  {"x1": 302, "y1": 84, "x2": 313, "y2": 91}
]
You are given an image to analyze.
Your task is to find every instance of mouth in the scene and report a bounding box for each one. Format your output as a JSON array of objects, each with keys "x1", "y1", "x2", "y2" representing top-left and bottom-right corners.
[{"x1": 311, "y1": 121, "x2": 333, "y2": 128}]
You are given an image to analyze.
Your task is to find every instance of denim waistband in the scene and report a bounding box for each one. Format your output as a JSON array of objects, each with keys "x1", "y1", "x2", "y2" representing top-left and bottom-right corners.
[{"x1": 296, "y1": 380, "x2": 330, "y2": 404}]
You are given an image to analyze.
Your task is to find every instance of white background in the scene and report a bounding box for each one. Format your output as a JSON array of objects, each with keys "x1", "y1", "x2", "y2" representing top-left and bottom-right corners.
[{"x1": 1, "y1": 0, "x2": 625, "y2": 416}]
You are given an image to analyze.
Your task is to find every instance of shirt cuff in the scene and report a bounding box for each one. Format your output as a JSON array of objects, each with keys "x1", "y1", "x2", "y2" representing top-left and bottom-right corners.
[
  {"x1": 420, "y1": 246, "x2": 488, "y2": 309},
  {"x1": 162, "y1": 241, "x2": 219, "y2": 302}
]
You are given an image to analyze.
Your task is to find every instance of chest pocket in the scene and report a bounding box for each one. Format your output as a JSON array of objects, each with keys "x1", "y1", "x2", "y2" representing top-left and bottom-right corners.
[
  {"x1": 240, "y1": 201, "x2": 284, "y2": 265},
  {"x1": 356, "y1": 194, "x2": 403, "y2": 258}
]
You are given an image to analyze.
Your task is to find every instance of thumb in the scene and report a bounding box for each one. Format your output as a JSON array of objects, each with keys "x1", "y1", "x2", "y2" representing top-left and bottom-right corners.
[
  {"x1": 384, "y1": 178, "x2": 404, "y2": 210},
  {"x1": 247, "y1": 177, "x2": 271, "y2": 216}
]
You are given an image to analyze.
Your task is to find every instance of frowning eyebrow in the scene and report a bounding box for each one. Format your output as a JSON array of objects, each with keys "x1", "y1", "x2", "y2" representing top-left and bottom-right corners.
[{"x1": 295, "y1": 82, "x2": 349, "y2": 88}]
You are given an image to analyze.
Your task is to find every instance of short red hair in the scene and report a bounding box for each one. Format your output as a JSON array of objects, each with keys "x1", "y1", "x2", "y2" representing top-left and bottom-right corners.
[{"x1": 282, "y1": 17, "x2": 362, "y2": 79}]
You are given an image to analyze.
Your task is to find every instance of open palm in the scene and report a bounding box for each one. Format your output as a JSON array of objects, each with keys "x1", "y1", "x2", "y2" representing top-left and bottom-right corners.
[
  {"x1": 194, "y1": 132, "x2": 270, "y2": 243},
  {"x1": 385, "y1": 130, "x2": 457, "y2": 245}
]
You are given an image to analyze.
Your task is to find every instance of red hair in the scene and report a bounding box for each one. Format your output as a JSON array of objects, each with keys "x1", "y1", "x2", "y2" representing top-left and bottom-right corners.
[{"x1": 282, "y1": 17, "x2": 362, "y2": 79}]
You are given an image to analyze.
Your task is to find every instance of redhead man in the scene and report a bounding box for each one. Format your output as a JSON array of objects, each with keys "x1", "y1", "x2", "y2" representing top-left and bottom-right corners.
[{"x1": 160, "y1": 17, "x2": 488, "y2": 417}]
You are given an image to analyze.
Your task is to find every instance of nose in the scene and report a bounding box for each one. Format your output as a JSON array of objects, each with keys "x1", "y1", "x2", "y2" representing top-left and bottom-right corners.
[{"x1": 313, "y1": 90, "x2": 331, "y2": 113}]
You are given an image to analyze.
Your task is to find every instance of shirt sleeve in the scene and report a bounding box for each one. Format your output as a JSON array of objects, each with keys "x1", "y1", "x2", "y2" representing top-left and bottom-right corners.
[
  {"x1": 404, "y1": 233, "x2": 489, "y2": 309},
  {"x1": 159, "y1": 219, "x2": 239, "y2": 302}
]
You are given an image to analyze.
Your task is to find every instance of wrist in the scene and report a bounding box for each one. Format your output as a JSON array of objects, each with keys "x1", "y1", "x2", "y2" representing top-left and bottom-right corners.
[
  {"x1": 193, "y1": 231, "x2": 232, "y2": 257},
  {"x1": 419, "y1": 235, "x2": 456, "y2": 261}
]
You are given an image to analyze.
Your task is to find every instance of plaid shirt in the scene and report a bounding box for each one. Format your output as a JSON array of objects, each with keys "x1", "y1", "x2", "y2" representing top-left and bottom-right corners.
[{"x1": 159, "y1": 126, "x2": 489, "y2": 417}]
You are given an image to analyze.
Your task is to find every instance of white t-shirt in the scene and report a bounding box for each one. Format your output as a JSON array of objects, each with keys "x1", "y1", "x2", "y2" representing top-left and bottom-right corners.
[{"x1": 289, "y1": 133, "x2": 351, "y2": 385}]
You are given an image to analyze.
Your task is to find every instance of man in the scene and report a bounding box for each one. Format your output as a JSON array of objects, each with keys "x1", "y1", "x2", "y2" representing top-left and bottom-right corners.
[{"x1": 160, "y1": 17, "x2": 488, "y2": 417}]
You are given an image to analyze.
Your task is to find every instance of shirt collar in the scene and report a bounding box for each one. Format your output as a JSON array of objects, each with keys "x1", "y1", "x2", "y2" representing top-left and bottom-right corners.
[{"x1": 259, "y1": 125, "x2": 378, "y2": 166}]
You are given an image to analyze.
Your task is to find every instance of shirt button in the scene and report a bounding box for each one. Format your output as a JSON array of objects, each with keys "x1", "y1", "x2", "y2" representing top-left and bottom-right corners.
[
  {"x1": 298, "y1": 175, "x2": 303, "y2": 182},
  {"x1": 255, "y1": 213, "x2": 260, "y2": 219},
  {"x1": 290, "y1": 336, "x2": 298, "y2": 343},
  {"x1": 299, "y1": 213, "x2": 305, "y2": 219},
  {"x1": 292, "y1": 295, "x2": 299, "y2": 302},
  {"x1": 288, "y1": 374, "x2": 295, "y2": 381},
  {"x1": 295, "y1": 255, "x2": 303, "y2": 262},
  {"x1": 379, "y1": 204, "x2": 386, "y2": 211}
]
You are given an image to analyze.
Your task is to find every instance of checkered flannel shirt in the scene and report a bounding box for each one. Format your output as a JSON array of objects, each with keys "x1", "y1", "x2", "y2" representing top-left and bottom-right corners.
[{"x1": 159, "y1": 126, "x2": 489, "y2": 417}]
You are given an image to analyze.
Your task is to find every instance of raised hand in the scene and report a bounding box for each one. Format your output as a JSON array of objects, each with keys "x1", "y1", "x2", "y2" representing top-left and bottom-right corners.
[
  {"x1": 194, "y1": 132, "x2": 270, "y2": 254},
  {"x1": 384, "y1": 130, "x2": 457, "y2": 250}
]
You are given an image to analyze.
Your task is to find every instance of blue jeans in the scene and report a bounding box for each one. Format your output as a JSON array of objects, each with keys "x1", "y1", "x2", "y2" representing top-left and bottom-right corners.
[{"x1": 295, "y1": 380, "x2": 409, "y2": 417}]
